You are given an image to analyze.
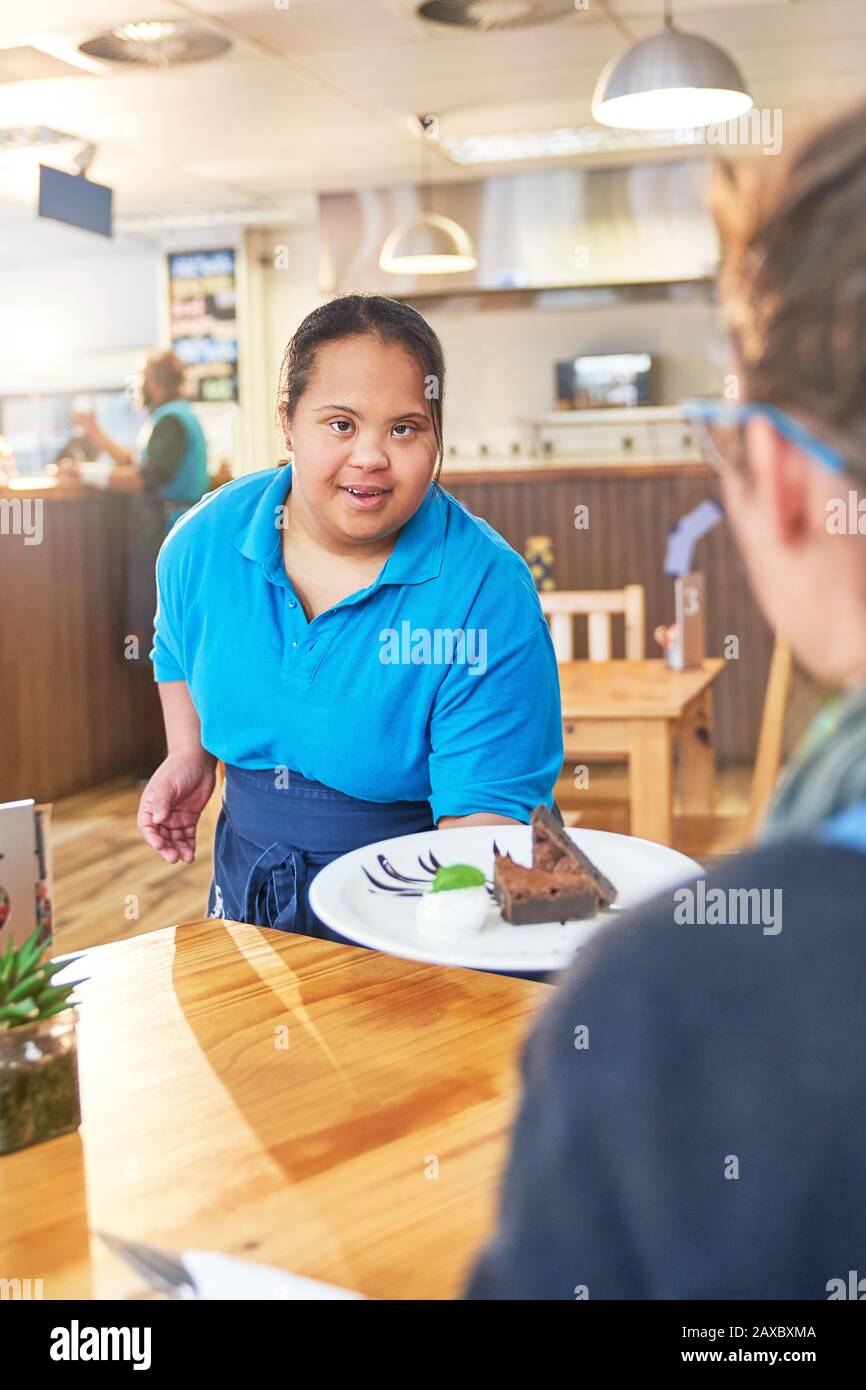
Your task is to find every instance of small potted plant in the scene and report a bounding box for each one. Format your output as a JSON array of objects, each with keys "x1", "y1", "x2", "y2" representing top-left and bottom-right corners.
[{"x1": 0, "y1": 923, "x2": 85, "y2": 1157}]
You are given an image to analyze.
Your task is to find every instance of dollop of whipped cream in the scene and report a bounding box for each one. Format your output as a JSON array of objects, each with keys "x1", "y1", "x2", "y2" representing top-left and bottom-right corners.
[{"x1": 416, "y1": 884, "x2": 489, "y2": 940}]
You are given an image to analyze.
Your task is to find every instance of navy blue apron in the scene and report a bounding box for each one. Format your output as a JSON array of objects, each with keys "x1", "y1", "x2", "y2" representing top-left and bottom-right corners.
[{"x1": 208, "y1": 765, "x2": 435, "y2": 943}]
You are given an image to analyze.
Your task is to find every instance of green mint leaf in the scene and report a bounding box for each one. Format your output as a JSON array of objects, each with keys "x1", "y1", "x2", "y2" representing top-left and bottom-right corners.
[{"x1": 430, "y1": 864, "x2": 487, "y2": 893}]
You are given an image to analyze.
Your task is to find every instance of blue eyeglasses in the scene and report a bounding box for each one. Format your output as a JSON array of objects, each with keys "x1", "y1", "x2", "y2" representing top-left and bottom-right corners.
[{"x1": 682, "y1": 399, "x2": 847, "y2": 476}]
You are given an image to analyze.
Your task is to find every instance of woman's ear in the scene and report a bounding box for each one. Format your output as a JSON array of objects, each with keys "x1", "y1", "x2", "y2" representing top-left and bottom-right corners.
[
  {"x1": 277, "y1": 401, "x2": 292, "y2": 452},
  {"x1": 746, "y1": 415, "x2": 811, "y2": 546}
]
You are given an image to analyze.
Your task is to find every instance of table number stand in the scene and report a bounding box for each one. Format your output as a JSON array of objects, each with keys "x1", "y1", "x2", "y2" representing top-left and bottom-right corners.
[{"x1": 668, "y1": 571, "x2": 706, "y2": 671}]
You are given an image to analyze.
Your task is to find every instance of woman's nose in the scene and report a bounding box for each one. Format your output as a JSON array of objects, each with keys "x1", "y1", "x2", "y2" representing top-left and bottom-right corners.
[{"x1": 346, "y1": 434, "x2": 389, "y2": 469}]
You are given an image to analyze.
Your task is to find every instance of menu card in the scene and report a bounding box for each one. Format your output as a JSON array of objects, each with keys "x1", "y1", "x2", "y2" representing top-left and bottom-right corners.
[
  {"x1": 168, "y1": 248, "x2": 239, "y2": 403},
  {"x1": 0, "y1": 799, "x2": 53, "y2": 949}
]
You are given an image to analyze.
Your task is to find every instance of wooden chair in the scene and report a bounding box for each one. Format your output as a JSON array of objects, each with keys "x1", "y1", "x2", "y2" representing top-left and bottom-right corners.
[
  {"x1": 541, "y1": 586, "x2": 645, "y2": 829},
  {"x1": 540, "y1": 585, "x2": 646, "y2": 662},
  {"x1": 548, "y1": 595, "x2": 794, "y2": 851},
  {"x1": 673, "y1": 636, "x2": 792, "y2": 856},
  {"x1": 744, "y1": 637, "x2": 793, "y2": 841}
]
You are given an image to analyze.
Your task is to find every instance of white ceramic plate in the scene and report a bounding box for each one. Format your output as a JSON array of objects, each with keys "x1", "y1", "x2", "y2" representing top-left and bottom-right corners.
[{"x1": 309, "y1": 825, "x2": 700, "y2": 973}]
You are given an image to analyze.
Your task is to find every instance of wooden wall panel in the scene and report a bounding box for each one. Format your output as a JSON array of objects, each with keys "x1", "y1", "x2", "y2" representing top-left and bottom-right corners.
[
  {"x1": 443, "y1": 468, "x2": 774, "y2": 765},
  {"x1": 1, "y1": 492, "x2": 165, "y2": 803}
]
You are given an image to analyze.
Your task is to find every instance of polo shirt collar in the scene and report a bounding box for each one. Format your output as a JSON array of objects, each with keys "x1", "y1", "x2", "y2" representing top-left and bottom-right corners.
[
  {"x1": 233, "y1": 465, "x2": 446, "y2": 587},
  {"x1": 233, "y1": 465, "x2": 290, "y2": 568},
  {"x1": 379, "y1": 480, "x2": 446, "y2": 585}
]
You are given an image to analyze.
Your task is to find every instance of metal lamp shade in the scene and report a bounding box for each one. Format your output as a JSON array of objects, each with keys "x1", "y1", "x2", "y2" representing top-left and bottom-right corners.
[
  {"x1": 593, "y1": 24, "x2": 752, "y2": 130},
  {"x1": 379, "y1": 212, "x2": 478, "y2": 275}
]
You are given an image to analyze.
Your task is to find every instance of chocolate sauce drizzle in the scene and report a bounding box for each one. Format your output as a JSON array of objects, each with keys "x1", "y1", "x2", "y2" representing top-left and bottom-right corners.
[{"x1": 362, "y1": 847, "x2": 498, "y2": 899}]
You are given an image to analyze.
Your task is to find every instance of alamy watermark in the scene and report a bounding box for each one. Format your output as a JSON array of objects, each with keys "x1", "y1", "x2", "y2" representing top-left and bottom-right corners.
[
  {"x1": 0, "y1": 496, "x2": 43, "y2": 545},
  {"x1": 674, "y1": 108, "x2": 783, "y2": 157},
  {"x1": 379, "y1": 622, "x2": 488, "y2": 676},
  {"x1": 827, "y1": 1270, "x2": 866, "y2": 1299},
  {"x1": 50, "y1": 1322, "x2": 151, "y2": 1369},
  {"x1": 674, "y1": 880, "x2": 782, "y2": 935},
  {"x1": 1, "y1": 1276, "x2": 44, "y2": 1299},
  {"x1": 826, "y1": 492, "x2": 866, "y2": 535}
]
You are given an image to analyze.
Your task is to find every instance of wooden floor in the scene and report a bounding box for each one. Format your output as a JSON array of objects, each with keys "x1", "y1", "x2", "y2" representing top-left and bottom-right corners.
[
  {"x1": 51, "y1": 766, "x2": 753, "y2": 953},
  {"x1": 554, "y1": 762, "x2": 752, "y2": 859},
  {"x1": 51, "y1": 777, "x2": 222, "y2": 954}
]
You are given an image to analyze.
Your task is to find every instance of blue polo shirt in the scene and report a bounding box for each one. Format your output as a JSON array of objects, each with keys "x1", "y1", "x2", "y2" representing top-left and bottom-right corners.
[{"x1": 151, "y1": 465, "x2": 563, "y2": 823}]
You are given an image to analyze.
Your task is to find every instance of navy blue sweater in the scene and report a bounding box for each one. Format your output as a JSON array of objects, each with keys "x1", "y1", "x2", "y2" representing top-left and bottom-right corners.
[{"x1": 465, "y1": 840, "x2": 866, "y2": 1299}]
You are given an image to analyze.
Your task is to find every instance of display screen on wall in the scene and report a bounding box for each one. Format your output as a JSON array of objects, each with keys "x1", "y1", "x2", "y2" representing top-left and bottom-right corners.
[
  {"x1": 168, "y1": 249, "x2": 238, "y2": 402},
  {"x1": 556, "y1": 353, "x2": 654, "y2": 409}
]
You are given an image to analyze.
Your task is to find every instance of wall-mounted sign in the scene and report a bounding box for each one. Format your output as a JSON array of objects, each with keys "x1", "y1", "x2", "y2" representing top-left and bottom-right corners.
[{"x1": 168, "y1": 248, "x2": 238, "y2": 403}]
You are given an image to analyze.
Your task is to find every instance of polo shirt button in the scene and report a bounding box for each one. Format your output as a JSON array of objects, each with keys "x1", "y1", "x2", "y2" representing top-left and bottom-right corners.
[
  {"x1": 288, "y1": 599, "x2": 297, "y2": 609},
  {"x1": 291, "y1": 640, "x2": 298, "y2": 648}
]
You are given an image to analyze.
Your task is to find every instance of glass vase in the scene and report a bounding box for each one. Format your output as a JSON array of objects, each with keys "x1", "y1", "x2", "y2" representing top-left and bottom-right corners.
[{"x1": 0, "y1": 1008, "x2": 81, "y2": 1156}]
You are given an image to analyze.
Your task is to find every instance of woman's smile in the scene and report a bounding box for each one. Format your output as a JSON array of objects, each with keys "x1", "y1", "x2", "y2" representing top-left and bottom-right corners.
[{"x1": 337, "y1": 481, "x2": 393, "y2": 510}]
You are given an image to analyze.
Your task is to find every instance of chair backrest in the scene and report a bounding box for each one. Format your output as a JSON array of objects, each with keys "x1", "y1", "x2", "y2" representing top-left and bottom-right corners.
[
  {"x1": 539, "y1": 585, "x2": 646, "y2": 662},
  {"x1": 745, "y1": 637, "x2": 793, "y2": 841}
]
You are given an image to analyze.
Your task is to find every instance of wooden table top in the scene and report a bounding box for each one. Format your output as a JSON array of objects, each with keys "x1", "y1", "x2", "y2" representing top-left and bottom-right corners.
[
  {"x1": 0, "y1": 921, "x2": 548, "y2": 1301},
  {"x1": 558, "y1": 658, "x2": 726, "y2": 720}
]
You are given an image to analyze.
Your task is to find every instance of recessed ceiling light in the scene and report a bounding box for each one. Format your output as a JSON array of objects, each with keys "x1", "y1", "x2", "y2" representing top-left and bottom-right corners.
[
  {"x1": 113, "y1": 22, "x2": 177, "y2": 45},
  {"x1": 442, "y1": 125, "x2": 701, "y2": 164},
  {"x1": 0, "y1": 125, "x2": 80, "y2": 152},
  {"x1": 416, "y1": 0, "x2": 575, "y2": 30},
  {"x1": 79, "y1": 19, "x2": 231, "y2": 67}
]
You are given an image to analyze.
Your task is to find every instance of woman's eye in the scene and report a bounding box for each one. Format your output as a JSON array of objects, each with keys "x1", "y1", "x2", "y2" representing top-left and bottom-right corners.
[
  {"x1": 392, "y1": 423, "x2": 416, "y2": 437},
  {"x1": 330, "y1": 419, "x2": 353, "y2": 434}
]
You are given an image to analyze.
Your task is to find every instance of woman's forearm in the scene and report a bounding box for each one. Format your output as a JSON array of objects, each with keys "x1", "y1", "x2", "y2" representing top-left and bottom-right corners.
[{"x1": 158, "y1": 680, "x2": 215, "y2": 762}]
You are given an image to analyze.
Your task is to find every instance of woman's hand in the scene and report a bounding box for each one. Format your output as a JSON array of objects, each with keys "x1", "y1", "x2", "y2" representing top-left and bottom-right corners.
[
  {"x1": 137, "y1": 752, "x2": 216, "y2": 864},
  {"x1": 73, "y1": 409, "x2": 133, "y2": 467},
  {"x1": 72, "y1": 408, "x2": 98, "y2": 439}
]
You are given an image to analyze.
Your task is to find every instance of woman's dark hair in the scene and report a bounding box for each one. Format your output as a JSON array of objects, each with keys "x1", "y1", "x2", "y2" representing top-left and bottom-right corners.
[{"x1": 277, "y1": 294, "x2": 446, "y2": 477}]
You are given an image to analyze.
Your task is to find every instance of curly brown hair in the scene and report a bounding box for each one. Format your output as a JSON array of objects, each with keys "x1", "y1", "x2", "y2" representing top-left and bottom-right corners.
[{"x1": 711, "y1": 101, "x2": 866, "y2": 475}]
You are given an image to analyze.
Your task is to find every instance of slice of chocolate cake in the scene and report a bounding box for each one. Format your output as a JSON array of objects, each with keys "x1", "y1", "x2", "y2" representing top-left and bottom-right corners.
[
  {"x1": 531, "y1": 804, "x2": 617, "y2": 908},
  {"x1": 492, "y1": 805, "x2": 618, "y2": 925},
  {"x1": 493, "y1": 853, "x2": 600, "y2": 926}
]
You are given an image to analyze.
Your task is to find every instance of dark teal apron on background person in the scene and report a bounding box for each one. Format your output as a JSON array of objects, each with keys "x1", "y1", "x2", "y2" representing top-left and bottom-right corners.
[
  {"x1": 127, "y1": 398, "x2": 209, "y2": 666},
  {"x1": 149, "y1": 398, "x2": 209, "y2": 529}
]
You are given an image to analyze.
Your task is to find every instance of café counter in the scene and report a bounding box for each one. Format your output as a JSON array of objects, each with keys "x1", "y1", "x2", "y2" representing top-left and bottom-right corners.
[{"x1": 0, "y1": 478, "x2": 164, "y2": 803}]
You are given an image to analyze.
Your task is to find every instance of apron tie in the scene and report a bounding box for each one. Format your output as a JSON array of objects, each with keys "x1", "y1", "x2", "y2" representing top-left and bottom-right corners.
[
  {"x1": 241, "y1": 840, "x2": 336, "y2": 934},
  {"x1": 242, "y1": 842, "x2": 311, "y2": 933}
]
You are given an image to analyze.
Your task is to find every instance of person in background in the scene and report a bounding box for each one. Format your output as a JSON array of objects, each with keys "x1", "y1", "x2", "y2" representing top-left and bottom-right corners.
[
  {"x1": 52, "y1": 432, "x2": 98, "y2": 467},
  {"x1": 75, "y1": 351, "x2": 209, "y2": 665},
  {"x1": 466, "y1": 100, "x2": 866, "y2": 1299}
]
